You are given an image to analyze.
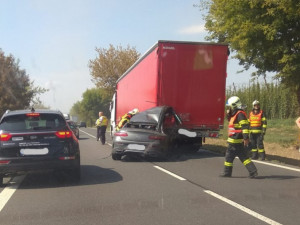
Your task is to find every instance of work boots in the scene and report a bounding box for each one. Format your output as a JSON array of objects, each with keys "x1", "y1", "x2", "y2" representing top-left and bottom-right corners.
[
  {"x1": 245, "y1": 161, "x2": 258, "y2": 178},
  {"x1": 219, "y1": 166, "x2": 232, "y2": 177},
  {"x1": 259, "y1": 151, "x2": 266, "y2": 161}
]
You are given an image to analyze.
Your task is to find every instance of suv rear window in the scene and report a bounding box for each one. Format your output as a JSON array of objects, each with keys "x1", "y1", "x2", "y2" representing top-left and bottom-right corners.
[{"x1": 0, "y1": 113, "x2": 66, "y2": 132}]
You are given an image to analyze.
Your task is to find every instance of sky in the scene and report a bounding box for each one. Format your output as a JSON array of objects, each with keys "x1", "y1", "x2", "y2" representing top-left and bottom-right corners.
[{"x1": 0, "y1": 0, "x2": 271, "y2": 113}]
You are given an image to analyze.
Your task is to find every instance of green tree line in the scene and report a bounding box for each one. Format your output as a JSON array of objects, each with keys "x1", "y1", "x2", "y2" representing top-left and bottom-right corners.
[
  {"x1": 227, "y1": 81, "x2": 299, "y2": 119},
  {"x1": 0, "y1": 49, "x2": 47, "y2": 115}
]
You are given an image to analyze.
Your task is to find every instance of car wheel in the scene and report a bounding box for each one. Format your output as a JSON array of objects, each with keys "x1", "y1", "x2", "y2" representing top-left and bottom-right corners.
[
  {"x1": 0, "y1": 175, "x2": 3, "y2": 186},
  {"x1": 112, "y1": 153, "x2": 122, "y2": 160}
]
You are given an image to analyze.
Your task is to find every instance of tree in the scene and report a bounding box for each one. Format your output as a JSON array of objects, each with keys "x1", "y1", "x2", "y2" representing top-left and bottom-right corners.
[
  {"x1": 0, "y1": 49, "x2": 47, "y2": 115},
  {"x1": 200, "y1": 0, "x2": 300, "y2": 113},
  {"x1": 69, "y1": 88, "x2": 110, "y2": 126},
  {"x1": 88, "y1": 44, "x2": 140, "y2": 99}
]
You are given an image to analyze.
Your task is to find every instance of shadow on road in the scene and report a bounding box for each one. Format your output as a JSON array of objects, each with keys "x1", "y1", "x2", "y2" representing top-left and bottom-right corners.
[
  {"x1": 254, "y1": 175, "x2": 300, "y2": 180},
  {"x1": 17, "y1": 165, "x2": 123, "y2": 189},
  {"x1": 120, "y1": 148, "x2": 224, "y2": 163}
]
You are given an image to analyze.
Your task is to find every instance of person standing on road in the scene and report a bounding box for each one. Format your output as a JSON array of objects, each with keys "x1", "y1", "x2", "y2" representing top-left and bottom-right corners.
[
  {"x1": 95, "y1": 111, "x2": 108, "y2": 145},
  {"x1": 116, "y1": 108, "x2": 139, "y2": 131},
  {"x1": 220, "y1": 96, "x2": 258, "y2": 178},
  {"x1": 249, "y1": 100, "x2": 267, "y2": 160}
]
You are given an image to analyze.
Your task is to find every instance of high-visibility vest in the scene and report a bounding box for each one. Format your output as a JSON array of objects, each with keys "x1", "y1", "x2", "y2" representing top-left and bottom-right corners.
[
  {"x1": 96, "y1": 116, "x2": 108, "y2": 127},
  {"x1": 249, "y1": 111, "x2": 262, "y2": 127},
  {"x1": 227, "y1": 110, "x2": 248, "y2": 144},
  {"x1": 249, "y1": 110, "x2": 265, "y2": 133},
  {"x1": 116, "y1": 113, "x2": 133, "y2": 131}
]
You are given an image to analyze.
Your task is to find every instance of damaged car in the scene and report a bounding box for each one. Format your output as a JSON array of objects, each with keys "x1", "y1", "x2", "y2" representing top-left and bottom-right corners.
[{"x1": 112, "y1": 106, "x2": 182, "y2": 160}]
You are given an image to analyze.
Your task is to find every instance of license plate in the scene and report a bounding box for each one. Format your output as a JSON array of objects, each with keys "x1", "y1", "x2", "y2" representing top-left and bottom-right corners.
[
  {"x1": 127, "y1": 144, "x2": 145, "y2": 150},
  {"x1": 20, "y1": 148, "x2": 49, "y2": 156}
]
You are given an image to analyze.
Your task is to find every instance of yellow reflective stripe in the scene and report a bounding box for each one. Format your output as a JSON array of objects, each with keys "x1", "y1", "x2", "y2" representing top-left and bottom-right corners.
[
  {"x1": 242, "y1": 129, "x2": 249, "y2": 134},
  {"x1": 243, "y1": 159, "x2": 252, "y2": 165},
  {"x1": 263, "y1": 125, "x2": 267, "y2": 128},
  {"x1": 224, "y1": 162, "x2": 233, "y2": 167},
  {"x1": 250, "y1": 130, "x2": 262, "y2": 133},
  {"x1": 261, "y1": 117, "x2": 266, "y2": 121},
  {"x1": 251, "y1": 149, "x2": 258, "y2": 152},
  {"x1": 240, "y1": 119, "x2": 248, "y2": 125},
  {"x1": 227, "y1": 138, "x2": 243, "y2": 143},
  {"x1": 258, "y1": 149, "x2": 265, "y2": 153}
]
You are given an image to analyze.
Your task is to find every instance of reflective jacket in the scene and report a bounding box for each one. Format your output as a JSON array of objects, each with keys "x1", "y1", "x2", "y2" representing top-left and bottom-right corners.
[
  {"x1": 116, "y1": 113, "x2": 133, "y2": 131},
  {"x1": 227, "y1": 110, "x2": 249, "y2": 144},
  {"x1": 96, "y1": 116, "x2": 108, "y2": 127},
  {"x1": 249, "y1": 110, "x2": 267, "y2": 134}
]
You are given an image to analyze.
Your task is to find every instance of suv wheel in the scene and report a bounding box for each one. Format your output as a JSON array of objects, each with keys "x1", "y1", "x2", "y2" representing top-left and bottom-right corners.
[{"x1": 0, "y1": 175, "x2": 3, "y2": 186}]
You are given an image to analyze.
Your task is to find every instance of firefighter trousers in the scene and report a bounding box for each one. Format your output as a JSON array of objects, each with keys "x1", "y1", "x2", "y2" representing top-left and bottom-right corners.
[
  {"x1": 250, "y1": 133, "x2": 265, "y2": 160},
  {"x1": 222, "y1": 143, "x2": 257, "y2": 177}
]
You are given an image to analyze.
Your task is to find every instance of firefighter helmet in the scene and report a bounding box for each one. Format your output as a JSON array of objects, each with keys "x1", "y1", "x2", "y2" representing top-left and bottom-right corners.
[
  {"x1": 129, "y1": 108, "x2": 139, "y2": 114},
  {"x1": 252, "y1": 100, "x2": 260, "y2": 107},
  {"x1": 226, "y1": 96, "x2": 242, "y2": 109}
]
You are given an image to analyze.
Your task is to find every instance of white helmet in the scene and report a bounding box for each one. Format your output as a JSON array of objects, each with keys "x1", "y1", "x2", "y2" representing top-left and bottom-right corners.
[
  {"x1": 129, "y1": 108, "x2": 139, "y2": 114},
  {"x1": 252, "y1": 100, "x2": 260, "y2": 107},
  {"x1": 226, "y1": 96, "x2": 242, "y2": 109}
]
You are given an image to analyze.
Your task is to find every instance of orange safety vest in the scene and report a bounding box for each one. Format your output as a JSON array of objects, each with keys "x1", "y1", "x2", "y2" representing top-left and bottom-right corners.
[
  {"x1": 249, "y1": 110, "x2": 262, "y2": 128},
  {"x1": 228, "y1": 110, "x2": 247, "y2": 137}
]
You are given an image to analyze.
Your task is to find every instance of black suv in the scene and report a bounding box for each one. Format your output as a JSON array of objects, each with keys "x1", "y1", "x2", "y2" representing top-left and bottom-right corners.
[{"x1": 0, "y1": 108, "x2": 81, "y2": 185}]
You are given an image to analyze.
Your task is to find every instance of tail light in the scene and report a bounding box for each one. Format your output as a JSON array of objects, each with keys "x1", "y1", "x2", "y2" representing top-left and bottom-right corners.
[
  {"x1": 55, "y1": 131, "x2": 72, "y2": 138},
  {"x1": 114, "y1": 132, "x2": 128, "y2": 137},
  {"x1": 149, "y1": 135, "x2": 165, "y2": 140},
  {"x1": 26, "y1": 113, "x2": 40, "y2": 117},
  {"x1": 0, "y1": 133, "x2": 12, "y2": 141},
  {"x1": 0, "y1": 160, "x2": 10, "y2": 164},
  {"x1": 59, "y1": 156, "x2": 76, "y2": 160}
]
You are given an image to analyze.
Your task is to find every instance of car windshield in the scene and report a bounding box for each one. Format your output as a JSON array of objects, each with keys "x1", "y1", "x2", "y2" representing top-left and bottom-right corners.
[{"x1": 0, "y1": 113, "x2": 66, "y2": 132}]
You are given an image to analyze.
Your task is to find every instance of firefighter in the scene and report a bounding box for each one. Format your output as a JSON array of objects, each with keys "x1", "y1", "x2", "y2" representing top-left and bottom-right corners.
[
  {"x1": 249, "y1": 100, "x2": 267, "y2": 160},
  {"x1": 220, "y1": 96, "x2": 258, "y2": 178},
  {"x1": 95, "y1": 111, "x2": 108, "y2": 145},
  {"x1": 116, "y1": 108, "x2": 139, "y2": 131}
]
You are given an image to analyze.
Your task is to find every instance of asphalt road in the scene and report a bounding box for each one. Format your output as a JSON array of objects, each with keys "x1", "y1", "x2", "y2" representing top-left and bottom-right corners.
[{"x1": 0, "y1": 127, "x2": 300, "y2": 225}]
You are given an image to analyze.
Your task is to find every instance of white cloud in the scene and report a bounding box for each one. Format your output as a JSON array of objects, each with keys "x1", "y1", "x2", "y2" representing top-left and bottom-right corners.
[{"x1": 179, "y1": 24, "x2": 206, "y2": 34}]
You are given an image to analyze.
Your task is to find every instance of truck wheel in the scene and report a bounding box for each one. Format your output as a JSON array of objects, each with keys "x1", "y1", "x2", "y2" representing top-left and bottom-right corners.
[{"x1": 112, "y1": 153, "x2": 122, "y2": 160}]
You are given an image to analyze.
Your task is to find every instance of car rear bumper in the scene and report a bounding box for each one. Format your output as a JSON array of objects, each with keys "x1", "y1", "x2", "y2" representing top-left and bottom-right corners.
[
  {"x1": 0, "y1": 156, "x2": 80, "y2": 176},
  {"x1": 113, "y1": 146, "x2": 167, "y2": 158}
]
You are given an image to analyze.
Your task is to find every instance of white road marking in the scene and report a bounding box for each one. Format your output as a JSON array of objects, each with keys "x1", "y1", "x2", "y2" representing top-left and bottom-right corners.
[
  {"x1": 0, "y1": 175, "x2": 26, "y2": 212},
  {"x1": 252, "y1": 159, "x2": 300, "y2": 172},
  {"x1": 204, "y1": 190, "x2": 282, "y2": 225},
  {"x1": 154, "y1": 166, "x2": 282, "y2": 225},
  {"x1": 153, "y1": 166, "x2": 186, "y2": 180},
  {"x1": 79, "y1": 129, "x2": 112, "y2": 146}
]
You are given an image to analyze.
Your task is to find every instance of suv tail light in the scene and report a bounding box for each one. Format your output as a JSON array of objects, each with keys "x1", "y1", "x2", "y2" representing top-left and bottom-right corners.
[
  {"x1": 55, "y1": 131, "x2": 72, "y2": 138},
  {"x1": 0, "y1": 133, "x2": 12, "y2": 141}
]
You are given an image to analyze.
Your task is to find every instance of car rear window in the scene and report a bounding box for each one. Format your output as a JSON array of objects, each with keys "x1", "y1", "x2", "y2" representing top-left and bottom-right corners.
[{"x1": 0, "y1": 113, "x2": 66, "y2": 132}]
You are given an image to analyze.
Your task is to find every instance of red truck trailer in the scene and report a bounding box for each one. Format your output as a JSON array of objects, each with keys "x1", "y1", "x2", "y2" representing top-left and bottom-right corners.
[{"x1": 110, "y1": 40, "x2": 228, "y2": 148}]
